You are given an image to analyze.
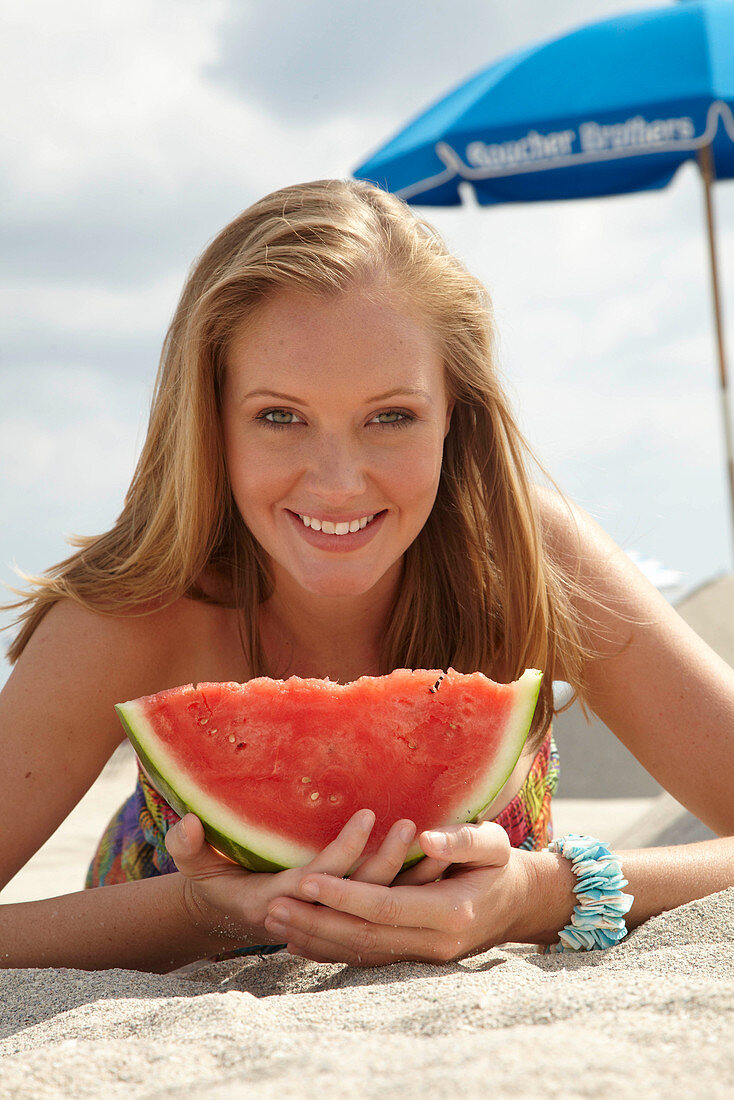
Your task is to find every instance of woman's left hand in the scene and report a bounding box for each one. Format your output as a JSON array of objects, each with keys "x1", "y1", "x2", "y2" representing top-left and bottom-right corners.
[{"x1": 263, "y1": 820, "x2": 534, "y2": 965}]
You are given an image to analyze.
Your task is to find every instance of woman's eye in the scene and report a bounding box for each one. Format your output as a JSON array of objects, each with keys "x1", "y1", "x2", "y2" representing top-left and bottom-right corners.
[
  {"x1": 259, "y1": 409, "x2": 303, "y2": 427},
  {"x1": 372, "y1": 409, "x2": 413, "y2": 427}
]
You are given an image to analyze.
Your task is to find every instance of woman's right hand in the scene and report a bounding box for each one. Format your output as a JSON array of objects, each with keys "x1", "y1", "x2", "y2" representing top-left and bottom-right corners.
[{"x1": 165, "y1": 808, "x2": 384, "y2": 950}]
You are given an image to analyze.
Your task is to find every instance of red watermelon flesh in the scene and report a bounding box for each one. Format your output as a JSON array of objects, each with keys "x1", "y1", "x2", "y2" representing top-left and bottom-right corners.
[{"x1": 115, "y1": 667, "x2": 542, "y2": 873}]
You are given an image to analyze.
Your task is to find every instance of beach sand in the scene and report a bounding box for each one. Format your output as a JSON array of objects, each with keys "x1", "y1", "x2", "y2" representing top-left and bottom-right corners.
[
  {"x1": 2, "y1": 890, "x2": 733, "y2": 1098},
  {"x1": 2, "y1": 747, "x2": 734, "y2": 1098}
]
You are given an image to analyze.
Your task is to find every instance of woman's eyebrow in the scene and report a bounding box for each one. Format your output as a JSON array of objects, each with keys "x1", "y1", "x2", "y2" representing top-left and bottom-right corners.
[
  {"x1": 370, "y1": 387, "x2": 434, "y2": 404},
  {"x1": 242, "y1": 389, "x2": 305, "y2": 403},
  {"x1": 242, "y1": 387, "x2": 434, "y2": 404}
]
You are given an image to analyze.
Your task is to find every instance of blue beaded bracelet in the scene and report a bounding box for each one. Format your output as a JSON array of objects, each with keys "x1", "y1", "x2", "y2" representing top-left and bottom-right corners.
[{"x1": 541, "y1": 834, "x2": 635, "y2": 954}]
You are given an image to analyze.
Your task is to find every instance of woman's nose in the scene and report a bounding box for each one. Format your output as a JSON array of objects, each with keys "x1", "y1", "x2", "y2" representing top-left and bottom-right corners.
[{"x1": 304, "y1": 434, "x2": 368, "y2": 500}]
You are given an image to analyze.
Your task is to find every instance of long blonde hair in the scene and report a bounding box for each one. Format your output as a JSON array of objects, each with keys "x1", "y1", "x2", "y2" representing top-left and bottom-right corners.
[{"x1": 4, "y1": 178, "x2": 587, "y2": 748}]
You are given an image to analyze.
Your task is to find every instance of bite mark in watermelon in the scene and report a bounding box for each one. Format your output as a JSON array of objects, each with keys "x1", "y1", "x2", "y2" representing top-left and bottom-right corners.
[{"x1": 115, "y1": 667, "x2": 542, "y2": 873}]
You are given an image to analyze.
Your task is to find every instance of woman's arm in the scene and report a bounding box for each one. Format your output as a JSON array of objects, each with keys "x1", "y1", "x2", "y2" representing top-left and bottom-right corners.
[
  {"x1": 1, "y1": 810, "x2": 386, "y2": 971},
  {"x1": 257, "y1": 828, "x2": 734, "y2": 965},
  {"x1": 0, "y1": 874, "x2": 221, "y2": 972},
  {"x1": 523, "y1": 838, "x2": 734, "y2": 946},
  {"x1": 538, "y1": 488, "x2": 734, "y2": 836},
  {"x1": 522, "y1": 490, "x2": 734, "y2": 939},
  {"x1": 0, "y1": 598, "x2": 180, "y2": 890},
  {"x1": 497, "y1": 492, "x2": 734, "y2": 944},
  {"x1": 0, "y1": 597, "x2": 228, "y2": 970},
  {"x1": 1, "y1": 597, "x2": 268, "y2": 970}
]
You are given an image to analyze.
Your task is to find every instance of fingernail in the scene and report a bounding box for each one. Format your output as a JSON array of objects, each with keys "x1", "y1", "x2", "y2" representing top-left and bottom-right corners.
[
  {"x1": 399, "y1": 823, "x2": 415, "y2": 844},
  {"x1": 269, "y1": 904, "x2": 290, "y2": 921},
  {"x1": 178, "y1": 816, "x2": 190, "y2": 843},
  {"x1": 359, "y1": 809, "x2": 375, "y2": 829},
  {"x1": 424, "y1": 830, "x2": 448, "y2": 854},
  {"x1": 301, "y1": 880, "x2": 319, "y2": 899}
]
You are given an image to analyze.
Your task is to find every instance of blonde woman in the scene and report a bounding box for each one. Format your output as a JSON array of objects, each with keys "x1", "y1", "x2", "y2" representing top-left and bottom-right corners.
[{"x1": 2, "y1": 179, "x2": 733, "y2": 971}]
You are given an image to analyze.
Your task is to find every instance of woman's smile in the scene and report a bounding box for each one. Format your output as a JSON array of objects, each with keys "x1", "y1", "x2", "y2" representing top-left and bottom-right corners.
[
  {"x1": 220, "y1": 285, "x2": 453, "y2": 601},
  {"x1": 286, "y1": 507, "x2": 388, "y2": 553}
]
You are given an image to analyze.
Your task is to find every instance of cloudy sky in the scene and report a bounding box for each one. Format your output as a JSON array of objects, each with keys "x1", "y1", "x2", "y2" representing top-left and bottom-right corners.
[{"x1": 2, "y1": 0, "x2": 734, "y2": 679}]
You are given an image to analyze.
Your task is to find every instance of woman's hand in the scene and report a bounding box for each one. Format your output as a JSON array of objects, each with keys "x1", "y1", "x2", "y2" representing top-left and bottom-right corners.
[
  {"x1": 165, "y1": 808, "x2": 382, "y2": 950},
  {"x1": 263, "y1": 821, "x2": 535, "y2": 965}
]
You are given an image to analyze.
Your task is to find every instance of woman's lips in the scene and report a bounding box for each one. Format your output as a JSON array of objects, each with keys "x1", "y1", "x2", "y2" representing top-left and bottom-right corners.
[{"x1": 287, "y1": 509, "x2": 387, "y2": 552}]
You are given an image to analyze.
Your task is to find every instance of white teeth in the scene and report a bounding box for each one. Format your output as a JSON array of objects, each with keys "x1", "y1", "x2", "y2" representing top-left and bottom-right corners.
[{"x1": 298, "y1": 512, "x2": 377, "y2": 535}]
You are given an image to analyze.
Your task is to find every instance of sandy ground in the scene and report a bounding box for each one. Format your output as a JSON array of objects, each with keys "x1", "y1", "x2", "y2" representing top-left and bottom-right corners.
[
  {"x1": 3, "y1": 747, "x2": 733, "y2": 1098},
  {"x1": 2, "y1": 890, "x2": 733, "y2": 1099}
]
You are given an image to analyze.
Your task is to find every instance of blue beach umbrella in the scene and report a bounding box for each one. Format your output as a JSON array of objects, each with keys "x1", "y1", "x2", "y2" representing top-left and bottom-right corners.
[{"x1": 354, "y1": 0, "x2": 734, "y2": 549}]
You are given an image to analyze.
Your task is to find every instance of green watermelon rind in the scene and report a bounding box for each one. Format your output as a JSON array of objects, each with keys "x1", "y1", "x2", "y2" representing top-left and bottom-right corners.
[
  {"x1": 116, "y1": 667, "x2": 542, "y2": 875},
  {"x1": 116, "y1": 704, "x2": 316, "y2": 873},
  {"x1": 471, "y1": 667, "x2": 543, "y2": 822}
]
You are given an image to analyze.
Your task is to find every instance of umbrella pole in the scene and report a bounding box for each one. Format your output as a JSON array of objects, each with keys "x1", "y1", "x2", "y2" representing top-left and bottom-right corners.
[{"x1": 697, "y1": 143, "x2": 734, "y2": 565}]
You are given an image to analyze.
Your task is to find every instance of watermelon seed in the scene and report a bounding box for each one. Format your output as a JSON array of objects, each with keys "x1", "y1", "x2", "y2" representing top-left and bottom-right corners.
[
  {"x1": 228, "y1": 734, "x2": 236, "y2": 743},
  {"x1": 429, "y1": 675, "x2": 445, "y2": 694},
  {"x1": 310, "y1": 791, "x2": 320, "y2": 801},
  {"x1": 211, "y1": 728, "x2": 218, "y2": 735},
  {"x1": 329, "y1": 794, "x2": 339, "y2": 803},
  {"x1": 301, "y1": 776, "x2": 311, "y2": 784},
  {"x1": 197, "y1": 717, "x2": 209, "y2": 725}
]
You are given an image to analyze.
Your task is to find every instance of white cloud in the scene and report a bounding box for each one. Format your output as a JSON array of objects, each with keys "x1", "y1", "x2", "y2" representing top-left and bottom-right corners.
[
  {"x1": 0, "y1": 272, "x2": 182, "y2": 338},
  {"x1": 0, "y1": 0, "x2": 375, "y2": 212},
  {"x1": 0, "y1": 366, "x2": 143, "y2": 502},
  {"x1": 1, "y1": 0, "x2": 228, "y2": 194}
]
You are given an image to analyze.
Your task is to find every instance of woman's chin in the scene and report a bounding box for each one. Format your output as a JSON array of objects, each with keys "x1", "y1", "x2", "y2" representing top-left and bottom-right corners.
[
  {"x1": 287, "y1": 561, "x2": 398, "y2": 601},
  {"x1": 297, "y1": 575, "x2": 378, "y2": 599},
  {"x1": 266, "y1": 548, "x2": 404, "y2": 603}
]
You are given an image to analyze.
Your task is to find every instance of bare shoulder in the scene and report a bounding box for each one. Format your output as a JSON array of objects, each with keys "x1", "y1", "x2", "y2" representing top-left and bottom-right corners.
[
  {"x1": 531, "y1": 483, "x2": 616, "y2": 572},
  {"x1": 17, "y1": 595, "x2": 195, "y2": 693},
  {"x1": 531, "y1": 485, "x2": 734, "y2": 832},
  {"x1": 4, "y1": 589, "x2": 246, "y2": 761},
  {"x1": 0, "y1": 595, "x2": 207, "y2": 887},
  {"x1": 531, "y1": 483, "x2": 661, "y2": 646}
]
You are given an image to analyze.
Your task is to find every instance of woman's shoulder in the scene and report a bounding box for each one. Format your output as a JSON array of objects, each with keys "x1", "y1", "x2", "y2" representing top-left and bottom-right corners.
[
  {"x1": 530, "y1": 483, "x2": 697, "y2": 662},
  {"x1": 3, "y1": 586, "x2": 248, "y2": 783},
  {"x1": 531, "y1": 483, "x2": 585, "y2": 557},
  {"x1": 40, "y1": 590, "x2": 196, "y2": 637},
  {"x1": 531, "y1": 483, "x2": 622, "y2": 577},
  {"x1": 24, "y1": 595, "x2": 198, "y2": 693},
  {"x1": 24, "y1": 588, "x2": 246, "y2": 693},
  {"x1": 529, "y1": 484, "x2": 655, "y2": 660}
]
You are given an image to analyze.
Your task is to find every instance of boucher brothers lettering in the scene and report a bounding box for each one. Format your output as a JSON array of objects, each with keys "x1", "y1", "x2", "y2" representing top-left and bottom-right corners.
[{"x1": 465, "y1": 114, "x2": 696, "y2": 171}]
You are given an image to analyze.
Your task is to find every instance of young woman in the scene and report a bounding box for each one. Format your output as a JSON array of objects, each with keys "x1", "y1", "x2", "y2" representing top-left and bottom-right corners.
[{"x1": 2, "y1": 179, "x2": 733, "y2": 972}]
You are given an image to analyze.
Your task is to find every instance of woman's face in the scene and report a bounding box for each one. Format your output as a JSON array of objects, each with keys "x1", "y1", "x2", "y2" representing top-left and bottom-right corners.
[{"x1": 221, "y1": 285, "x2": 453, "y2": 602}]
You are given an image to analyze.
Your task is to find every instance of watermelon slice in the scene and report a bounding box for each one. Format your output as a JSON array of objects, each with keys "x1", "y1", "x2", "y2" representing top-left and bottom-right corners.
[{"x1": 115, "y1": 667, "x2": 542, "y2": 873}]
